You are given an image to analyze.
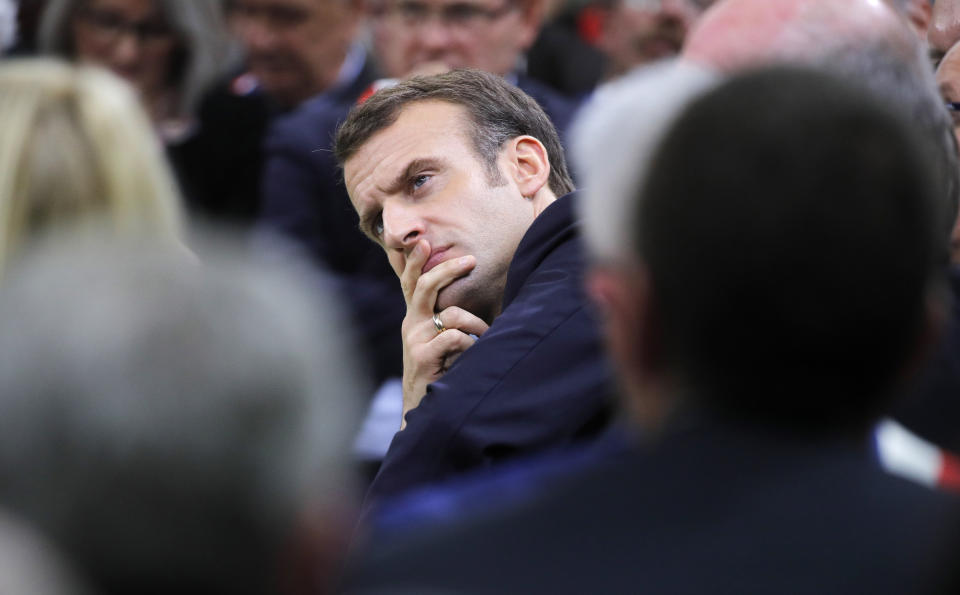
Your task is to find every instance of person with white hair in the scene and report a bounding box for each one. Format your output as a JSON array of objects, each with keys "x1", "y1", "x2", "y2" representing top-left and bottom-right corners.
[{"x1": 0, "y1": 235, "x2": 366, "y2": 595}]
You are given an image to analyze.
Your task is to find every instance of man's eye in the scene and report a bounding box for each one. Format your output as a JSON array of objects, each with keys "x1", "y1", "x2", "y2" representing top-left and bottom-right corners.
[
  {"x1": 397, "y1": 1, "x2": 429, "y2": 19},
  {"x1": 373, "y1": 213, "x2": 384, "y2": 237},
  {"x1": 412, "y1": 174, "x2": 430, "y2": 190},
  {"x1": 445, "y1": 4, "x2": 484, "y2": 23}
]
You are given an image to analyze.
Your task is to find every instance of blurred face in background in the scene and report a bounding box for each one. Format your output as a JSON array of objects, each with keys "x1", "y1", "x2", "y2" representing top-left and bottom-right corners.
[
  {"x1": 229, "y1": 0, "x2": 360, "y2": 108},
  {"x1": 937, "y1": 42, "x2": 960, "y2": 148},
  {"x1": 599, "y1": 0, "x2": 708, "y2": 80},
  {"x1": 371, "y1": 0, "x2": 541, "y2": 78},
  {"x1": 71, "y1": 0, "x2": 180, "y2": 101}
]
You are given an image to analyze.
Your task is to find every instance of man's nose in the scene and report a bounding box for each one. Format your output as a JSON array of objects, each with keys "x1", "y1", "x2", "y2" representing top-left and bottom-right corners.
[
  {"x1": 111, "y1": 33, "x2": 142, "y2": 66},
  {"x1": 237, "y1": 18, "x2": 277, "y2": 51},
  {"x1": 382, "y1": 202, "x2": 426, "y2": 252},
  {"x1": 416, "y1": 17, "x2": 457, "y2": 52}
]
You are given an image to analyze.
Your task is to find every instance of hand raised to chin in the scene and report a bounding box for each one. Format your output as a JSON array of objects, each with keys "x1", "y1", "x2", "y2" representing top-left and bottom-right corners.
[{"x1": 399, "y1": 239, "x2": 489, "y2": 429}]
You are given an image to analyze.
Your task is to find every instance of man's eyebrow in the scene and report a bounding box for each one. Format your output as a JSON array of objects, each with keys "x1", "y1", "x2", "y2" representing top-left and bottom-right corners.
[{"x1": 384, "y1": 157, "x2": 445, "y2": 194}]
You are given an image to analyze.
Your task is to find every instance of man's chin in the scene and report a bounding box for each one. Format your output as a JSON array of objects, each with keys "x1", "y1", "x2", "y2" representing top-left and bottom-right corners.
[{"x1": 436, "y1": 278, "x2": 481, "y2": 316}]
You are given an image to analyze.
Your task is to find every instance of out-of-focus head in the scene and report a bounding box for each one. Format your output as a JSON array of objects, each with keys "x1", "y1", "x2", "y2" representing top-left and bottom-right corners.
[
  {"x1": 227, "y1": 0, "x2": 362, "y2": 108},
  {"x1": 39, "y1": 0, "x2": 233, "y2": 118},
  {"x1": 0, "y1": 234, "x2": 365, "y2": 595},
  {"x1": 632, "y1": 67, "x2": 942, "y2": 429},
  {"x1": 369, "y1": 0, "x2": 544, "y2": 78},
  {"x1": 0, "y1": 510, "x2": 88, "y2": 595},
  {"x1": 684, "y1": 0, "x2": 914, "y2": 71},
  {"x1": 931, "y1": 0, "x2": 960, "y2": 57},
  {"x1": 684, "y1": 0, "x2": 959, "y2": 262},
  {"x1": 0, "y1": 58, "x2": 184, "y2": 278},
  {"x1": 0, "y1": 0, "x2": 17, "y2": 52},
  {"x1": 597, "y1": 0, "x2": 714, "y2": 80},
  {"x1": 572, "y1": 59, "x2": 717, "y2": 266}
]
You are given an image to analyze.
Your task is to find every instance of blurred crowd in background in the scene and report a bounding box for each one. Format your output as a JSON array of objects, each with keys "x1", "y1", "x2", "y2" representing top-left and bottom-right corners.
[{"x1": 1, "y1": 0, "x2": 960, "y2": 593}]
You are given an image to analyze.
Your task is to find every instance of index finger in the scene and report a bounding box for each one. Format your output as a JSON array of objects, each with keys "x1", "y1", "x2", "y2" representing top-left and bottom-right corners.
[{"x1": 400, "y1": 239, "x2": 430, "y2": 303}]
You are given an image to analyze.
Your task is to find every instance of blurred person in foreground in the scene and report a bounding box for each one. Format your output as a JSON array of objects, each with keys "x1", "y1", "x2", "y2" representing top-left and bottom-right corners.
[
  {"x1": 684, "y1": 0, "x2": 960, "y2": 490},
  {"x1": 39, "y1": 0, "x2": 270, "y2": 227},
  {"x1": 0, "y1": 234, "x2": 365, "y2": 595},
  {"x1": 0, "y1": 57, "x2": 184, "y2": 276},
  {"x1": 343, "y1": 64, "x2": 960, "y2": 595},
  {"x1": 335, "y1": 69, "x2": 615, "y2": 507},
  {"x1": 0, "y1": 510, "x2": 88, "y2": 595}
]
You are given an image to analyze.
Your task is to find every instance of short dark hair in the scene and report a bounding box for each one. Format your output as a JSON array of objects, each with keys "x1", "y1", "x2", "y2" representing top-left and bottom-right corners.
[
  {"x1": 334, "y1": 69, "x2": 575, "y2": 197},
  {"x1": 638, "y1": 66, "x2": 942, "y2": 429}
]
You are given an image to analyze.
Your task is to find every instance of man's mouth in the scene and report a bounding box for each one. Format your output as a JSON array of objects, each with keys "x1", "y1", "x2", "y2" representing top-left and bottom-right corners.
[{"x1": 422, "y1": 247, "x2": 450, "y2": 274}]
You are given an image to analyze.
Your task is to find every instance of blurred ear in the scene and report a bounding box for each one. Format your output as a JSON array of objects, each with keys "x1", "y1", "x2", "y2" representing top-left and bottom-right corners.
[
  {"x1": 587, "y1": 263, "x2": 659, "y2": 378},
  {"x1": 589, "y1": 263, "x2": 674, "y2": 432},
  {"x1": 507, "y1": 135, "x2": 551, "y2": 198},
  {"x1": 905, "y1": 0, "x2": 932, "y2": 40}
]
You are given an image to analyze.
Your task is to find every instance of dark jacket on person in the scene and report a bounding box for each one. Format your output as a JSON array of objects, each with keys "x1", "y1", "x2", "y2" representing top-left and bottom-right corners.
[
  {"x1": 363, "y1": 192, "x2": 616, "y2": 506},
  {"x1": 167, "y1": 77, "x2": 272, "y2": 228},
  {"x1": 347, "y1": 416, "x2": 960, "y2": 595},
  {"x1": 257, "y1": 55, "x2": 406, "y2": 384}
]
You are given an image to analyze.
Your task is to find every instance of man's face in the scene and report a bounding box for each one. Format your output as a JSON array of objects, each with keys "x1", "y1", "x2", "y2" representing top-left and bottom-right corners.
[
  {"x1": 229, "y1": 0, "x2": 359, "y2": 108},
  {"x1": 344, "y1": 101, "x2": 536, "y2": 322},
  {"x1": 371, "y1": 0, "x2": 538, "y2": 77},
  {"x1": 600, "y1": 0, "x2": 704, "y2": 77}
]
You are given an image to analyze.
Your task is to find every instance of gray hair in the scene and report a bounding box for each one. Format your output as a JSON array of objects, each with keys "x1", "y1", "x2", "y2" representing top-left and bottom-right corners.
[
  {"x1": 0, "y1": 0, "x2": 16, "y2": 51},
  {"x1": 777, "y1": 14, "x2": 960, "y2": 253},
  {"x1": 0, "y1": 510, "x2": 88, "y2": 595},
  {"x1": 571, "y1": 59, "x2": 719, "y2": 264},
  {"x1": 38, "y1": 0, "x2": 236, "y2": 117},
  {"x1": 0, "y1": 233, "x2": 365, "y2": 594}
]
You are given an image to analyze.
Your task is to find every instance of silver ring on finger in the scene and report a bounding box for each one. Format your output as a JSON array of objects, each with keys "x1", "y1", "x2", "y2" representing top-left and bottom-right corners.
[{"x1": 433, "y1": 312, "x2": 446, "y2": 335}]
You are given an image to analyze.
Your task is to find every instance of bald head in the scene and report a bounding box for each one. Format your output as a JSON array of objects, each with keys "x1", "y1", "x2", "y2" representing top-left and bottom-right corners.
[
  {"x1": 684, "y1": 0, "x2": 914, "y2": 71},
  {"x1": 931, "y1": 0, "x2": 960, "y2": 55}
]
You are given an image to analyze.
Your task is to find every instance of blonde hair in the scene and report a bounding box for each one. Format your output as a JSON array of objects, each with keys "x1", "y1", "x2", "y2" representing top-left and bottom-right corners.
[{"x1": 0, "y1": 58, "x2": 185, "y2": 275}]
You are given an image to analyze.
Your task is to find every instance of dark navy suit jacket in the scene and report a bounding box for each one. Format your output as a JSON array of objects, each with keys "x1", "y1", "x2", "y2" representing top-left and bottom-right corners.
[
  {"x1": 347, "y1": 418, "x2": 960, "y2": 595},
  {"x1": 364, "y1": 192, "x2": 616, "y2": 506},
  {"x1": 258, "y1": 56, "x2": 405, "y2": 384}
]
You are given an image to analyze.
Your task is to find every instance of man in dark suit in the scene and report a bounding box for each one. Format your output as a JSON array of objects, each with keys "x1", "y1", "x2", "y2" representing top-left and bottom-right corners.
[
  {"x1": 335, "y1": 69, "x2": 615, "y2": 507},
  {"x1": 341, "y1": 65, "x2": 960, "y2": 595}
]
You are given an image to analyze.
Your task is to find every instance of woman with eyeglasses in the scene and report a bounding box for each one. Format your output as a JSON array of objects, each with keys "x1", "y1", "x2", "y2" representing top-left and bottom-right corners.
[{"x1": 37, "y1": 0, "x2": 271, "y2": 228}]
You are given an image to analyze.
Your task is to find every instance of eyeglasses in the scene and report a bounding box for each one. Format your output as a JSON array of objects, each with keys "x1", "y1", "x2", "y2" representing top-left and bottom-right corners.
[
  {"x1": 75, "y1": 7, "x2": 175, "y2": 46},
  {"x1": 383, "y1": 0, "x2": 517, "y2": 31},
  {"x1": 226, "y1": 1, "x2": 311, "y2": 31}
]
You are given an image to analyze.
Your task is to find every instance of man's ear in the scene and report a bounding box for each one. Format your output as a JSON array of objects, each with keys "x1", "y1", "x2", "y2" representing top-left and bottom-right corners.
[
  {"x1": 507, "y1": 135, "x2": 551, "y2": 198},
  {"x1": 906, "y1": 0, "x2": 932, "y2": 39},
  {"x1": 587, "y1": 263, "x2": 660, "y2": 378}
]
